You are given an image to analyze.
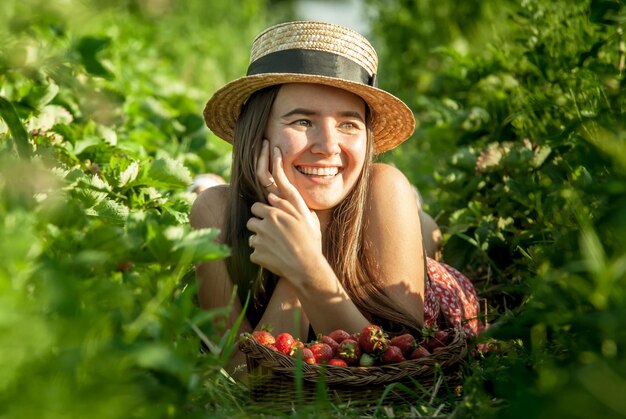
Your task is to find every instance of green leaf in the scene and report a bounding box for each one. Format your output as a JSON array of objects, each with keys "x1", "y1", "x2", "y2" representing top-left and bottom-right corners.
[
  {"x1": 25, "y1": 80, "x2": 59, "y2": 110},
  {"x1": 172, "y1": 228, "x2": 230, "y2": 262},
  {"x1": 531, "y1": 145, "x2": 552, "y2": 169},
  {"x1": 0, "y1": 97, "x2": 31, "y2": 160},
  {"x1": 119, "y1": 161, "x2": 140, "y2": 188},
  {"x1": 130, "y1": 343, "x2": 190, "y2": 382},
  {"x1": 88, "y1": 198, "x2": 129, "y2": 225},
  {"x1": 147, "y1": 157, "x2": 192, "y2": 188},
  {"x1": 589, "y1": 0, "x2": 623, "y2": 25},
  {"x1": 76, "y1": 36, "x2": 114, "y2": 79}
]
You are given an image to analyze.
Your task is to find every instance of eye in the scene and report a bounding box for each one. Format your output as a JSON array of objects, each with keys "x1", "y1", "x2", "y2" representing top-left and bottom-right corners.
[
  {"x1": 292, "y1": 119, "x2": 312, "y2": 127},
  {"x1": 339, "y1": 120, "x2": 363, "y2": 132}
]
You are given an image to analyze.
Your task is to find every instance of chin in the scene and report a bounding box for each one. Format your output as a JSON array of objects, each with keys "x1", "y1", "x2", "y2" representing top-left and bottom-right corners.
[{"x1": 303, "y1": 197, "x2": 343, "y2": 211}]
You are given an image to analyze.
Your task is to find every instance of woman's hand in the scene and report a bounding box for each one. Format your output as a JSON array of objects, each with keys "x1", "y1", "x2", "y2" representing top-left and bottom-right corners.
[
  {"x1": 255, "y1": 139, "x2": 279, "y2": 197},
  {"x1": 247, "y1": 142, "x2": 323, "y2": 282}
]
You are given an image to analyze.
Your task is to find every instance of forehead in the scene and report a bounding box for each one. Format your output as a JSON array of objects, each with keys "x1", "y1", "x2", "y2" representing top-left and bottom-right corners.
[{"x1": 272, "y1": 83, "x2": 366, "y2": 113}]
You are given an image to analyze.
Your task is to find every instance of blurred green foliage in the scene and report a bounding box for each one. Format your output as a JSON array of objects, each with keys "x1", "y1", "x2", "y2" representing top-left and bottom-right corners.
[
  {"x1": 0, "y1": 0, "x2": 270, "y2": 417},
  {"x1": 368, "y1": 0, "x2": 626, "y2": 417}
]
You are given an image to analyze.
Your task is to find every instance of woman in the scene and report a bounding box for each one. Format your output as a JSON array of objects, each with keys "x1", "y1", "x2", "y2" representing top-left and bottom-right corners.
[{"x1": 190, "y1": 21, "x2": 480, "y2": 372}]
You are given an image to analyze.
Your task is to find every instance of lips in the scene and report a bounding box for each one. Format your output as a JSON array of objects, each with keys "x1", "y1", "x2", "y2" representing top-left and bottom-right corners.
[{"x1": 296, "y1": 166, "x2": 341, "y2": 176}]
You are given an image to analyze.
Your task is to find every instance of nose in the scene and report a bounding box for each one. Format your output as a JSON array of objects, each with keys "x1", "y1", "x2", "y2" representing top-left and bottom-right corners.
[{"x1": 310, "y1": 121, "x2": 341, "y2": 155}]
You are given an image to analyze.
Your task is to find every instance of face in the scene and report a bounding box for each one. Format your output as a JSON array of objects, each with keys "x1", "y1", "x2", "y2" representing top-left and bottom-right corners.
[{"x1": 264, "y1": 83, "x2": 368, "y2": 212}]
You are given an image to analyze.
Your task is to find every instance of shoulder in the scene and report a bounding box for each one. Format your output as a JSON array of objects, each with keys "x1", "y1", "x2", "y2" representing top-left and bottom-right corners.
[
  {"x1": 365, "y1": 163, "x2": 421, "y2": 233},
  {"x1": 189, "y1": 184, "x2": 230, "y2": 233},
  {"x1": 368, "y1": 163, "x2": 417, "y2": 205}
]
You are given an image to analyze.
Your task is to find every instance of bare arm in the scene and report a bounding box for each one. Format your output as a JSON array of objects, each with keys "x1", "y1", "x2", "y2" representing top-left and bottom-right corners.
[
  {"x1": 364, "y1": 163, "x2": 426, "y2": 325},
  {"x1": 190, "y1": 186, "x2": 308, "y2": 375}
]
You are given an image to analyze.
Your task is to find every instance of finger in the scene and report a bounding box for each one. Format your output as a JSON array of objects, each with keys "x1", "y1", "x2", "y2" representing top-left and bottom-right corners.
[
  {"x1": 256, "y1": 140, "x2": 278, "y2": 194},
  {"x1": 271, "y1": 146, "x2": 310, "y2": 214},
  {"x1": 250, "y1": 202, "x2": 272, "y2": 219},
  {"x1": 266, "y1": 191, "x2": 298, "y2": 211},
  {"x1": 248, "y1": 233, "x2": 256, "y2": 248},
  {"x1": 255, "y1": 139, "x2": 269, "y2": 181},
  {"x1": 246, "y1": 215, "x2": 263, "y2": 234}
]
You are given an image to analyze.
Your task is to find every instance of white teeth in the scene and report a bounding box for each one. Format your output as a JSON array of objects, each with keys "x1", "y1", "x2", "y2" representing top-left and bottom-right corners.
[{"x1": 297, "y1": 166, "x2": 339, "y2": 176}]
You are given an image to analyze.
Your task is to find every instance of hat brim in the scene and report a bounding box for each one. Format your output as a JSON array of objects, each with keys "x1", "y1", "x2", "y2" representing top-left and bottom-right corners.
[{"x1": 203, "y1": 73, "x2": 415, "y2": 154}]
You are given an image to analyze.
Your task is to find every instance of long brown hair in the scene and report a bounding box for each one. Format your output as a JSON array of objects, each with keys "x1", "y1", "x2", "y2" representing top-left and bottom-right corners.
[{"x1": 224, "y1": 84, "x2": 419, "y2": 334}]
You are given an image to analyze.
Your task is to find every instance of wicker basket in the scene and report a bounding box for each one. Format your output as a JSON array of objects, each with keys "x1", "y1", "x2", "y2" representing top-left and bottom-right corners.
[{"x1": 238, "y1": 329, "x2": 468, "y2": 406}]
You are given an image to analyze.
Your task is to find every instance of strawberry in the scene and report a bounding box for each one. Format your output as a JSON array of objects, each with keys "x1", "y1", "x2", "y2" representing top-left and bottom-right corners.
[
  {"x1": 116, "y1": 261, "x2": 134, "y2": 272},
  {"x1": 435, "y1": 330, "x2": 451, "y2": 344},
  {"x1": 381, "y1": 345, "x2": 405, "y2": 365},
  {"x1": 301, "y1": 347, "x2": 316, "y2": 364},
  {"x1": 359, "y1": 353, "x2": 376, "y2": 367},
  {"x1": 337, "y1": 338, "x2": 362, "y2": 365},
  {"x1": 477, "y1": 340, "x2": 497, "y2": 354},
  {"x1": 408, "y1": 345, "x2": 430, "y2": 360},
  {"x1": 289, "y1": 340, "x2": 305, "y2": 356},
  {"x1": 328, "y1": 329, "x2": 351, "y2": 344},
  {"x1": 426, "y1": 330, "x2": 450, "y2": 351},
  {"x1": 308, "y1": 342, "x2": 333, "y2": 364},
  {"x1": 251, "y1": 330, "x2": 275, "y2": 346},
  {"x1": 358, "y1": 324, "x2": 389, "y2": 354},
  {"x1": 328, "y1": 358, "x2": 348, "y2": 367},
  {"x1": 320, "y1": 335, "x2": 339, "y2": 354},
  {"x1": 275, "y1": 332, "x2": 295, "y2": 355},
  {"x1": 389, "y1": 333, "x2": 417, "y2": 357},
  {"x1": 266, "y1": 343, "x2": 278, "y2": 351}
]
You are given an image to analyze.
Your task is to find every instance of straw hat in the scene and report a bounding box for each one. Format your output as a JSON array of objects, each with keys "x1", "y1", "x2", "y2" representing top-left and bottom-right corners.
[{"x1": 203, "y1": 21, "x2": 415, "y2": 154}]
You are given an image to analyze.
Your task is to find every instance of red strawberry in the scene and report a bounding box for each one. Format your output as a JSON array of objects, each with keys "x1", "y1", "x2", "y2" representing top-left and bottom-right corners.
[
  {"x1": 251, "y1": 330, "x2": 275, "y2": 346},
  {"x1": 426, "y1": 330, "x2": 450, "y2": 351},
  {"x1": 320, "y1": 335, "x2": 339, "y2": 354},
  {"x1": 477, "y1": 340, "x2": 497, "y2": 354},
  {"x1": 328, "y1": 358, "x2": 348, "y2": 367},
  {"x1": 358, "y1": 324, "x2": 389, "y2": 354},
  {"x1": 301, "y1": 347, "x2": 316, "y2": 364},
  {"x1": 435, "y1": 330, "x2": 451, "y2": 343},
  {"x1": 308, "y1": 342, "x2": 333, "y2": 364},
  {"x1": 275, "y1": 332, "x2": 295, "y2": 355},
  {"x1": 359, "y1": 353, "x2": 376, "y2": 367},
  {"x1": 337, "y1": 339, "x2": 362, "y2": 365},
  {"x1": 408, "y1": 345, "x2": 430, "y2": 360},
  {"x1": 389, "y1": 333, "x2": 417, "y2": 357},
  {"x1": 381, "y1": 345, "x2": 405, "y2": 365},
  {"x1": 289, "y1": 340, "x2": 305, "y2": 356},
  {"x1": 266, "y1": 344, "x2": 278, "y2": 351},
  {"x1": 328, "y1": 329, "x2": 351, "y2": 344}
]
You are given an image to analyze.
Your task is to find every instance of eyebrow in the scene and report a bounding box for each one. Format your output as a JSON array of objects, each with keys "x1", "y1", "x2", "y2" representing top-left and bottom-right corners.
[{"x1": 281, "y1": 108, "x2": 365, "y2": 122}]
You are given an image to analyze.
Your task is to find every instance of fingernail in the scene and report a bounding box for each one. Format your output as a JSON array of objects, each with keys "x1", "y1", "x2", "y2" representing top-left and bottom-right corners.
[{"x1": 273, "y1": 146, "x2": 280, "y2": 156}]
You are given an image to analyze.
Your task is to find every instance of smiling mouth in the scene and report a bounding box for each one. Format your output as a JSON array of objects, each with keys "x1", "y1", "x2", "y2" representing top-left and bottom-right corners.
[{"x1": 296, "y1": 166, "x2": 341, "y2": 177}]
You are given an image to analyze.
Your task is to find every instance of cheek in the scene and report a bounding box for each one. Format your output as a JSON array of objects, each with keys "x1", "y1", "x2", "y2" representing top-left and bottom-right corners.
[{"x1": 350, "y1": 140, "x2": 368, "y2": 168}]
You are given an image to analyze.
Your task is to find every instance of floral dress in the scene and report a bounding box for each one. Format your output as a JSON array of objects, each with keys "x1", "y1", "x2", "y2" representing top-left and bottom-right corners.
[{"x1": 423, "y1": 257, "x2": 482, "y2": 336}]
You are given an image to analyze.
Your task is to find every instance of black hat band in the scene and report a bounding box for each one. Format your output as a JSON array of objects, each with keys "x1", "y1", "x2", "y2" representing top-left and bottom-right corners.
[{"x1": 246, "y1": 49, "x2": 377, "y2": 87}]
